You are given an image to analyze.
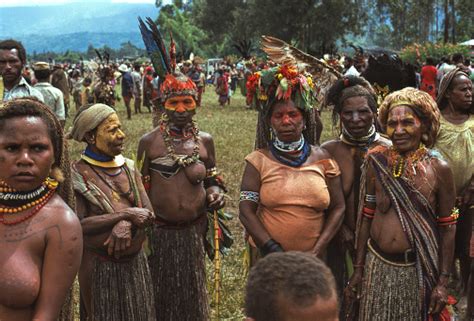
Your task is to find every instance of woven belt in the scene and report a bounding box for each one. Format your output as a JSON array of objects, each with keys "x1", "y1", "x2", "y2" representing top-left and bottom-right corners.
[{"x1": 368, "y1": 238, "x2": 416, "y2": 266}]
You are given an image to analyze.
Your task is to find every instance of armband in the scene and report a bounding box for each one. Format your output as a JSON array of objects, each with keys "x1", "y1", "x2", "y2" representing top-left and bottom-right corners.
[
  {"x1": 203, "y1": 167, "x2": 228, "y2": 192},
  {"x1": 142, "y1": 175, "x2": 151, "y2": 192},
  {"x1": 364, "y1": 194, "x2": 376, "y2": 203},
  {"x1": 259, "y1": 239, "x2": 284, "y2": 257},
  {"x1": 239, "y1": 191, "x2": 260, "y2": 204},
  {"x1": 437, "y1": 207, "x2": 459, "y2": 227},
  {"x1": 362, "y1": 206, "x2": 375, "y2": 219}
]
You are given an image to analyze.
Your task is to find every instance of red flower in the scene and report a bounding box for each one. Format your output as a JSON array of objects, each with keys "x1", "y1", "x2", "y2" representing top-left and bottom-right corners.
[{"x1": 279, "y1": 65, "x2": 298, "y2": 79}]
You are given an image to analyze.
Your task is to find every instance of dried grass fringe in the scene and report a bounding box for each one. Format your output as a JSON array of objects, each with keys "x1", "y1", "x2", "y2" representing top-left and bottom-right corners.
[{"x1": 149, "y1": 223, "x2": 210, "y2": 321}]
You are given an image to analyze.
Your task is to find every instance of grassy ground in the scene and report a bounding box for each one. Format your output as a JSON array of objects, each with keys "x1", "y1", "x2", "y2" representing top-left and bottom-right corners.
[{"x1": 64, "y1": 86, "x2": 335, "y2": 320}]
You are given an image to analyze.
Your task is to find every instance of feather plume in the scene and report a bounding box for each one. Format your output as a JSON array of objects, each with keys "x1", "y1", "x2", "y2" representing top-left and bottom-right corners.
[
  {"x1": 169, "y1": 31, "x2": 176, "y2": 72},
  {"x1": 138, "y1": 16, "x2": 171, "y2": 79},
  {"x1": 94, "y1": 49, "x2": 103, "y2": 62},
  {"x1": 261, "y1": 35, "x2": 343, "y2": 103}
]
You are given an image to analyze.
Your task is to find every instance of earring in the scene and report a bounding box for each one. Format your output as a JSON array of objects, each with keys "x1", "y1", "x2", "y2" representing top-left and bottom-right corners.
[
  {"x1": 269, "y1": 127, "x2": 275, "y2": 140},
  {"x1": 421, "y1": 133, "x2": 429, "y2": 143}
]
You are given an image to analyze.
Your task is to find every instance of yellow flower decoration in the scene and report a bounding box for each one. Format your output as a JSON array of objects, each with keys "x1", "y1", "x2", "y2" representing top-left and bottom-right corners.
[
  {"x1": 258, "y1": 94, "x2": 268, "y2": 101},
  {"x1": 277, "y1": 73, "x2": 283, "y2": 80},
  {"x1": 306, "y1": 76, "x2": 314, "y2": 88}
]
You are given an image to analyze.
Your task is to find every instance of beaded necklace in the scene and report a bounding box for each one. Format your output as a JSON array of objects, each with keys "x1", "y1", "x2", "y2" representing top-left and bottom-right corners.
[
  {"x1": 270, "y1": 138, "x2": 311, "y2": 167},
  {"x1": 388, "y1": 146, "x2": 430, "y2": 178},
  {"x1": 272, "y1": 135, "x2": 305, "y2": 154},
  {"x1": 159, "y1": 115, "x2": 200, "y2": 167},
  {"x1": 0, "y1": 178, "x2": 58, "y2": 225}
]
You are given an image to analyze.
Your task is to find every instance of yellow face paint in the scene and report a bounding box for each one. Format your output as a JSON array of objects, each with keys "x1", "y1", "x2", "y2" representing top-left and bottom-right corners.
[
  {"x1": 164, "y1": 95, "x2": 196, "y2": 113},
  {"x1": 95, "y1": 113, "x2": 126, "y2": 157}
]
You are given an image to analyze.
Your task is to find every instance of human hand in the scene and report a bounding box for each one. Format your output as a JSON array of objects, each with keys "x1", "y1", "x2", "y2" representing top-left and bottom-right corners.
[
  {"x1": 340, "y1": 224, "x2": 355, "y2": 252},
  {"x1": 104, "y1": 220, "x2": 132, "y2": 259},
  {"x1": 428, "y1": 285, "x2": 448, "y2": 315},
  {"x1": 207, "y1": 189, "x2": 225, "y2": 210},
  {"x1": 122, "y1": 208, "x2": 154, "y2": 228},
  {"x1": 343, "y1": 269, "x2": 364, "y2": 316}
]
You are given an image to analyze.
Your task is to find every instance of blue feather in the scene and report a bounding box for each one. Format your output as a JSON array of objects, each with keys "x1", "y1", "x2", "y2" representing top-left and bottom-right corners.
[{"x1": 138, "y1": 16, "x2": 170, "y2": 79}]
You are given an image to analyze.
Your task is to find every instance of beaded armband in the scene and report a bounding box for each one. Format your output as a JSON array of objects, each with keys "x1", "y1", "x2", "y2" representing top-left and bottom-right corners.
[
  {"x1": 362, "y1": 206, "x2": 375, "y2": 219},
  {"x1": 365, "y1": 194, "x2": 376, "y2": 203},
  {"x1": 437, "y1": 207, "x2": 459, "y2": 227},
  {"x1": 239, "y1": 191, "x2": 260, "y2": 204},
  {"x1": 203, "y1": 167, "x2": 228, "y2": 192},
  {"x1": 142, "y1": 175, "x2": 151, "y2": 192}
]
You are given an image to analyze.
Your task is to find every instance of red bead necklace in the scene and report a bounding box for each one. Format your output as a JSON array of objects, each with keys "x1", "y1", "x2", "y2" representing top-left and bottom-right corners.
[{"x1": 0, "y1": 190, "x2": 55, "y2": 225}]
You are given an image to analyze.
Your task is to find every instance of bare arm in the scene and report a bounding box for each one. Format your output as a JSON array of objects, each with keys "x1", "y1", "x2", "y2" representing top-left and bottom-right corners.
[
  {"x1": 32, "y1": 207, "x2": 83, "y2": 321},
  {"x1": 202, "y1": 132, "x2": 225, "y2": 210},
  {"x1": 429, "y1": 160, "x2": 456, "y2": 314},
  {"x1": 75, "y1": 192, "x2": 130, "y2": 235},
  {"x1": 313, "y1": 174, "x2": 345, "y2": 256},
  {"x1": 239, "y1": 162, "x2": 272, "y2": 247}
]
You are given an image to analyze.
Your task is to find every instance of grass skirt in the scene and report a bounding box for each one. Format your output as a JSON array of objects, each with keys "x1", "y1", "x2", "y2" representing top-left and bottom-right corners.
[
  {"x1": 359, "y1": 247, "x2": 421, "y2": 321},
  {"x1": 89, "y1": 250, "x2": 156, "y2": 321},
  {"x1": 149, "y1": 223, "x2": 210, "y2": 321}
]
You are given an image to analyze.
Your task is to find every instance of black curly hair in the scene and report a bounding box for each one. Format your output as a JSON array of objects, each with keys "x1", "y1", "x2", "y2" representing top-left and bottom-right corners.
[
  {"x1": 325, "y1": 75, "x2": 378, "y2": 127},
  {"x1": 245, "y1": 252, "x2": 337, "y2": 321}
]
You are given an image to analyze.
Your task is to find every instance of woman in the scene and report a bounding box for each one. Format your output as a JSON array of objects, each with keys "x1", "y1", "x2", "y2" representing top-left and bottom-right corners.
[
  {"x1": 420, "y1": 57, "x2": 438, "y2": 99},
  {"x1": 321, "y1": 76, "x2": 390, "y2": 310},
  {"x1": 0, "y1": 98, "x2": 82, "y2": 321},
  {"x1": 434, "y1": 68, "x2": 473, "y2": 318},
  {"x1": 216, "y1": 68, "x2": 229, "y2": 106},
  {"x1": 138, "y1": 71, "x2": 226, "y2": 320},
  {"x1": 346, "y1": 88, "x2": 457, "y2": 320},
  {"x1": 239, "y1": 64, "x2": 345, "y2": 261},
  {"x1": 69, "y1": 103, "x2": 155, "y2": 321}
]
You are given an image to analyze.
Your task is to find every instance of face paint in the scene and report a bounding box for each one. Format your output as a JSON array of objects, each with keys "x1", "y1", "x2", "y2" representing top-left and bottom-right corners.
[
  {"x1": 270, "y1": 100, "x2": 304, "y2": 143},
  {"x1": 340, "y1": 96, "x2": 374, "y2": 138},
  {"x1": 386, "y1": 106, "x2": 423, "y2": 154},
  {"x1": 164, "y1": 95, "x2": 197, "y2": 113},
  {"x1": 94, "y1": 113, "x2": 125, "y2": 157}
]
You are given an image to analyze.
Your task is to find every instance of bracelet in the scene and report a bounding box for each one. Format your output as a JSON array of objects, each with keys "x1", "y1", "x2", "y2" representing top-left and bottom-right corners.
[
  {"x1": 353, "y1": 264, "x2": 365, "y2": 268},
  {"x1": 364, "y1": 194, "x2": 376, "y2": 203},
  {"x1": 362, "y1": 206, "x2": 375, "y2": 219},
  {"x1": 240, "y1": 191, "x2": 260, "y2": 204},
  {"x1": 437, "y1": 207, "x2": 459, "y2": 226},
  {"x1": 259, "y1": 239, "x2": 284, "y2": 257},
  {"x1": 440, "y1": 271, "x2": 451, "y2": 278}
]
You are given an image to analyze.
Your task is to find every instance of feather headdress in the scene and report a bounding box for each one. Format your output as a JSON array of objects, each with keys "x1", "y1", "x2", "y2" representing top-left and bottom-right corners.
[
  {"x1": 138, "y1": 17, "x2": 196, "y2": 102},
  {"x1": 260, "y1": 35, "x2": 342, "y2": 104}
]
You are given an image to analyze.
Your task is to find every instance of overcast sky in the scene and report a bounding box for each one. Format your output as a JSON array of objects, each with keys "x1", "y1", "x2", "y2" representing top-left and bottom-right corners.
[{"x1": 0, "y1": 0, "x2": 159, "y2": 7}]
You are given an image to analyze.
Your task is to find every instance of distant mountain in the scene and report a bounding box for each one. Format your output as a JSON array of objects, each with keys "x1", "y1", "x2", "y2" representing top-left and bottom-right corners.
[{"x1": 0, "y1": 2, "x2": 159, "y2": 52}]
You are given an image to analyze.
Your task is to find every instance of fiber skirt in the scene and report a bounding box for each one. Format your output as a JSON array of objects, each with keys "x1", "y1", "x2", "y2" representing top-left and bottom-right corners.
[
  {"x1": 149, "y1": 222, "x2": 210, "y2": 321},
  {"x1": 359, "y1": 246, "x2": 421, "y2": 321},
  {"x1": 89, "y1": 250, "x2": 156, "y2": 321}
]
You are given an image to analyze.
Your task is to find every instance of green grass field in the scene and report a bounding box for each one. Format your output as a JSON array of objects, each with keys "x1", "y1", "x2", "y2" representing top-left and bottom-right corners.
[{"x1": 65, "y1": 86, "x2": 336, "y2": 320}]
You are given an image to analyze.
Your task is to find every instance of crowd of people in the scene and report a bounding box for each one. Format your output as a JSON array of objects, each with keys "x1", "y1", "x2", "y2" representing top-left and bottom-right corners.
[{"x1": 0, "y1": 32, "x2": 473, "y2": 321}]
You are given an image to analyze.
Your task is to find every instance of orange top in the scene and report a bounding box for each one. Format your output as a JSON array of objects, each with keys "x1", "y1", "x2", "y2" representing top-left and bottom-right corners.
[{"x1": 245, "y1": 150, "x2": 341, "y2": 252}]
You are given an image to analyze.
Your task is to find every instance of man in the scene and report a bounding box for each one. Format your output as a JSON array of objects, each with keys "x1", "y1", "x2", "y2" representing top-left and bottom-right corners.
[
  {"x1": 131, "y1": 63, "x2": 142, "y2": 114},
  {"x1": 93, "y1": 66, "x2": 116, "y2": 106},
  {"x1": 118, "y1": 64, "x2": 133, "y2": 119},
  {"x1": 0, "y1": 39, "x2": 43, "y2": 102},
  {"x1": 32, "y1": 62, "x2": 66, "y2": 126},
  {"x1": 69, "y1": 103, "x2": 156, "y2": 321},
  {"x1": 245, "y1": 252, "x2": 339, "y2": 321},
  {"x1": 51, "y1": 64, "x2": 70, "y2": 117}
]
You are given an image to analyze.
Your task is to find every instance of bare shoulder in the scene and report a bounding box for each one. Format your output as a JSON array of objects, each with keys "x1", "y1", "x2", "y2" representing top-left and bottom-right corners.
[
  {"x1": 310, "y1": 145, "x2": 333, "y2": 161},
  {"x1": 320, "y1": 139, "x2": 342, "y2": 153},
  {"x1": 139, "y1": 127, "x2": 161, "y2": 147},
  {"x1": 375, "y1": 136, "x2": 392, "y2": 147},
  {"x1": 46, "y1": 194, "x2": 81, "y2": 229},
  {"x1": 430, "y1": 155, "x2": 452, "y2": 175},
  {"x1": 199, "y1": 131, "x2": 213, "y2": 143}
]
